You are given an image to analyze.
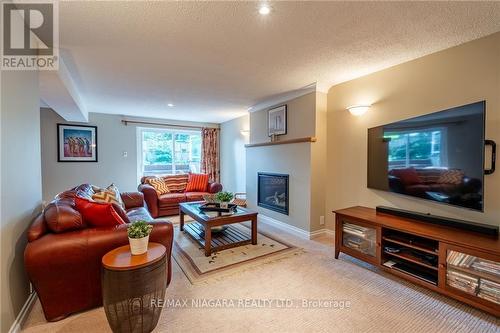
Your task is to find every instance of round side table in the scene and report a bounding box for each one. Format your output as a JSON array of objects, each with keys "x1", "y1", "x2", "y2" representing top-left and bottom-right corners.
[{"x1": 102, "y1": 243, "x2": 167, "y2": 333}]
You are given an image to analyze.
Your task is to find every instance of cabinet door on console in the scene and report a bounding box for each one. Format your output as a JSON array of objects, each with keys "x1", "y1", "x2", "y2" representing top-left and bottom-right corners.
[
  {"x1": 337, "y1": 217, "x2": 380, "y2": 264},
  {"x1": 444, "y1": 244, "x2": 500, "y2": 313}
]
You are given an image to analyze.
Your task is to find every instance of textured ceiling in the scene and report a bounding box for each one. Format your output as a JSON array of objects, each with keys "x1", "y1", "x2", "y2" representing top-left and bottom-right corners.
[{"x1": 57, "y1": 1, "x2": 500, "y2": 123}]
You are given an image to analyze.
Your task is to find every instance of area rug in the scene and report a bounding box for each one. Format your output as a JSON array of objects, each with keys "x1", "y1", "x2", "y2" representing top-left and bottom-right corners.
[
  {"x1": 173, "y1": 222, "x2": 302, "y2": 284},
  {"x1": 162, "y1": 215, "x2": 193, "y2": 224}
]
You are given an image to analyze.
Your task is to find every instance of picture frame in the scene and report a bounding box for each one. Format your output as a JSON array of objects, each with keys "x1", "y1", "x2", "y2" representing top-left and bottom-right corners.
[
  {"x1": 268, "y1": 104, "x2": 287, "y2": 136},
  {"x1": 57, "y1": 124, "x2": 98, "y2": 162}
]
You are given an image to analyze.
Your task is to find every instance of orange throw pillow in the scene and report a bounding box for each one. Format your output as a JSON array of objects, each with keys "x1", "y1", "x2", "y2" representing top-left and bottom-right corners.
[
  {"x1": 146, "y1": 177, "x2": 170, "y2": 195},
  {"x1": 163, "y1": 174, "x2": 188, "y2": 193},
  {"x1": 75, "y1": 196, "x2": 125, "y2": 227},
  {"x1": 185, "y1": 173, "x2": 209, "y2": 192}
]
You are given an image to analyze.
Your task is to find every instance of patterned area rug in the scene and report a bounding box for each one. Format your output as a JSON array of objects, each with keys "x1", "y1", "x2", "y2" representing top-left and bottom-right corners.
[{"x1": 173, "y1": 222, "x2": 302, "y2": 284}]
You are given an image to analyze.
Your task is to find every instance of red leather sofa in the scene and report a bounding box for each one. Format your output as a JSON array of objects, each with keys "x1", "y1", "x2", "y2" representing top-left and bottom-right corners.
[
  {"x1": 24, "y1": 184, "x2": 173, "y2": 321},
  {"x1": 138, "y1": 175, "x2": 222, "y2": 217}
]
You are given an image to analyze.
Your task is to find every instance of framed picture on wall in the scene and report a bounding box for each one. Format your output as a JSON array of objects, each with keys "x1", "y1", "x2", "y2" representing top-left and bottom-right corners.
[
  {"x1": 268, "y1": 105, "x2": 287, "y2": 136},
  {"x1": 57, "y1": 124, "x2": 98, "y2": 162}
]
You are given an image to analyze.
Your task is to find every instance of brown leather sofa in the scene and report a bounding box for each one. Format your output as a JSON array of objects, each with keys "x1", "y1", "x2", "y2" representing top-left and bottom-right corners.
[
  {"x1": 138, "y1": 176, "x2": 223, "y2": 217},
  {"x1": 24, "y1": 184, "x2": 174, "y2": 321}
]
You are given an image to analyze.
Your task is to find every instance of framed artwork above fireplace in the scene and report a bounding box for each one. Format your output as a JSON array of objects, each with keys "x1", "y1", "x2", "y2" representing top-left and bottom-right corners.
[
  {"x1": 257, "y1": 172, "x2": 289, "y2": 215},
  {"x1": 268, "y1": 105, "x2": 287, "y2": 136}
]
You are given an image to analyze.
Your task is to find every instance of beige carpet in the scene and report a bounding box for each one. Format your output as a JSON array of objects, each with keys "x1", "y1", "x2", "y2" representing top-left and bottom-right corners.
[
  {"x1": 173, "y1": 223, "x2": 301, "y2": 283},
  {"x1": 22, "y1": 223, "x2": 500, "y2": 333}
]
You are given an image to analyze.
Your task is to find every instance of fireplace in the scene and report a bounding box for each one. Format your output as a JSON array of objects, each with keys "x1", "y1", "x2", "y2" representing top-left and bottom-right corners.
[{"x1": 257, "y1": 173, "x2": 289, "y2": 215}]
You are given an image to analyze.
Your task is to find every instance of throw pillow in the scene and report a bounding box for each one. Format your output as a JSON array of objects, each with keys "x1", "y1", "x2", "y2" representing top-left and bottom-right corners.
[
  {"x1": 107, "y1": 183, "x2": 125, "y2": 208},
  {"x1": 92, "y1": 189, "x2": 121, "y2": 208},
  {"x1": 91, "y1": 185, "x2": 104, "y2": 193},
  {"x1": 75, "y1": 196, "x2": 125, "y2": 227},
  {"x1": 147, "y1": 177, "x2": 170, "y2": 195},
  {"x1": 185, "y1": 173, "x2": 209, "y2": 192},
  {"x1": 417, "y1": 169, "x2": 443, "y2": 184},
  {"x1": 91, "y1": 183, "x2": 125, "y2": 209},
  {"x1": 438, "y1": 169, "x2": 465, "y2": 185},
  {"x1": 163, "y1": 174, "x2": 189, "y2": 193}
]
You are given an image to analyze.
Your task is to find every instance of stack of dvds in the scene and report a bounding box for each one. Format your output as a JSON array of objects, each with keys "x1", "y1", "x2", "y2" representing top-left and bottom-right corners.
[
  {"x1": 478, "y1": 279, "x2": 500, "y2": 304},
  {"x1": 471, "y1": 259, "x2": 500, "y2": 277},
  {"x1": 343, "y1": 223, "x2": 374, "y2": 238},
  {"x1": 446, "y1": 270, "x2": 478, "y2": 295},
  {"x1": 342, "y1": 223, "x2": 376, "y2": 256},
  {"x1": 447, "y1": 251, "x2": 476, "y2": 268}
]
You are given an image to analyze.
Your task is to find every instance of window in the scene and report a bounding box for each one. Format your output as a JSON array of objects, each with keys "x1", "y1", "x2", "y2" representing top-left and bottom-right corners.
[
  {"x1": 385, "y1": 128, "x2": 447, "y2": 169},
  {"x1": 139, "y1": 128, "x2": 202, "y2": 176}
]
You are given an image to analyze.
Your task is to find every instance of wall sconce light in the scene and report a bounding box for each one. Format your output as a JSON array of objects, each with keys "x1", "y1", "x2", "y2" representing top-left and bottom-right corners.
[
  {"x1": 240, "y1": 129, "x2": 250, "y2": 136},
  {"x1": 347, "y1": 105, "x2": 371, "y2": 116}
]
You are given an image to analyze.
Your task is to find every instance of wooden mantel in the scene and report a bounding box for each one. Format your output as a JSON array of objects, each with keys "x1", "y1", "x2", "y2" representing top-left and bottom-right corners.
[{"x1": 245, "y1": 136, "x2": 316, "y2": 148}]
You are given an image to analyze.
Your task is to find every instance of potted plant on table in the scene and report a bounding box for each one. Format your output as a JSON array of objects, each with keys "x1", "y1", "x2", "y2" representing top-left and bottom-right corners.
[
  {"x1": 127, "y1": 221, "x2": 153, "y2": 255},
  {"x1": 215, "y1": 191, "x2": 234, "y2": 209}
]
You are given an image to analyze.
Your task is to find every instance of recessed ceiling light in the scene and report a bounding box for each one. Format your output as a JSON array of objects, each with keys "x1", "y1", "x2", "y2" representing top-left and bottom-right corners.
[
  {"x1": 167, "y1": 103, "x2": 174, "y2": 107},
  {"x1": 259, "y1": 4, "x2": 271, "y2": 15}
]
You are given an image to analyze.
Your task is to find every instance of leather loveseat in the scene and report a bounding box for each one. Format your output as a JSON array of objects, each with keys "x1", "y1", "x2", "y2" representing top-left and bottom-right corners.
[
  {"x1": 24, "y1": 184, "x2": 173, "y2": 321},
  {"x1": 139, "y1": 175, "x2": 222, "y2": 217}
]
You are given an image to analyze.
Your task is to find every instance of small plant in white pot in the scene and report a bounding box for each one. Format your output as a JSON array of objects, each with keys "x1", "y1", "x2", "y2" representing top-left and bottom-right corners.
[
  {"x1": 215, "y1": 191, "x2": 234, "y2": 209},
  {"x1": 127, "y1": 221, "x2": 153, "y2": 255}
]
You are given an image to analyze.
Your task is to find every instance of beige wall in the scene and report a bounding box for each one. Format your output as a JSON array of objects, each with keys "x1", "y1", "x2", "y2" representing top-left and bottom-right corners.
[
  {"x1": 250, "y1": 92, "x2": 317, "y2": 143},
  {"x1": 247, "y1": 92, "x2": 319, "y2": 232},
  {"x1": 41, "y1": 109, "x2": 218, "y2": 202},
  {"x1": 310, "y1": 92, "x2": 328, "y2": 232},
  {"x1": 247, "y1": 144, "x2": 312, "y2": 231},
  {"x1": 220, "y1": 114, "x2": 249, "y2": 193},
  {"x1": 326, "y1": 32, "x2": 500, "y2": 229},
  {"x1": 1, "y1": 71, "x2": 41, "y2": 332}
]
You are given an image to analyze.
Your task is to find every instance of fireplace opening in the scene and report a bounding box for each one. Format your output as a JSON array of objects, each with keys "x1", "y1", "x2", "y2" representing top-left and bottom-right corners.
[{"x1": 257, "y1": 173, "x2": 289, "y2": 215}]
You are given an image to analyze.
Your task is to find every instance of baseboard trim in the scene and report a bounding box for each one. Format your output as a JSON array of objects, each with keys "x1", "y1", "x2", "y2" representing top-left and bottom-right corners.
[
  {"x1": 9, "y1": 292, "x2": 37, "y2": 333},
  {"x1": 310, "y1": 228, "x2": 335, "y2": 239},
  {"x1": 258, "y1": 215, "x2": 335, "y2": 239}
]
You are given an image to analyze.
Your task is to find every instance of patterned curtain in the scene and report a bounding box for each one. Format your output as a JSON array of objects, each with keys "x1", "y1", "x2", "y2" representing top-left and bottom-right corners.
[{"x1": 201, "y1": 128, "x2": 220, "y2": 182}]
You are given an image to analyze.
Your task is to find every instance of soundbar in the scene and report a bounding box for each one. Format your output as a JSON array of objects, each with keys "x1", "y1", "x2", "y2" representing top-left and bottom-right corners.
[{"x1": 376, "y1": 206, "x2": 499, "y2": 237}]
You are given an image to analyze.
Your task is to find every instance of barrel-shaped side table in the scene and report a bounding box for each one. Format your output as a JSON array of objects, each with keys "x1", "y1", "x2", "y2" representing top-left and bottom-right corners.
[{"x1": 102, "y1": 243, "x2": 167, "y2": 333}]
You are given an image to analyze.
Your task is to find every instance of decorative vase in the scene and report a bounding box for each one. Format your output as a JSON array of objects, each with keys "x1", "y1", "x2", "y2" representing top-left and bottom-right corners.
[
  {"x1": 129, "y1": 235, "x2": 149, "y2": 255},
  {"x1": 220, "y1": 202, "x2": 229, "y2": 209}
]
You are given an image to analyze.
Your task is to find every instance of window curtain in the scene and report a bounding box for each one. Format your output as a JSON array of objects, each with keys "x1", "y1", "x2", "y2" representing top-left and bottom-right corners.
[{"x1": 201, "y1": 128, "x2": 220, "y2": 182}]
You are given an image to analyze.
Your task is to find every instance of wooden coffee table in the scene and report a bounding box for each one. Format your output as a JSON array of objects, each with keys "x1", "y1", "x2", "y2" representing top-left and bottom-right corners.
[{"x1": 179, "y1": 201, "x2": 258, "y2": 256}]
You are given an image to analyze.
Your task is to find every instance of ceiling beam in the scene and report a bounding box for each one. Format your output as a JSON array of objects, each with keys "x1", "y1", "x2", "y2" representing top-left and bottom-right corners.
[{"x1": 39, "y1": 54, "x2": 88, "y2": 122}]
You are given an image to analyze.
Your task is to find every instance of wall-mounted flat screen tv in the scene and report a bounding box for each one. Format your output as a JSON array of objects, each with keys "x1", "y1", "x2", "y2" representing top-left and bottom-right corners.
[{"x1": 368, "y1": 101, "x2": 485, "y2": 211}]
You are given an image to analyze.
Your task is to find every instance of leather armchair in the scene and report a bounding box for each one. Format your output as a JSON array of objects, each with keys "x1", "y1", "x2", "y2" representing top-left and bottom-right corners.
[
  {"x1": 120, "y1": 191, "x2": 146, "y2": 209},
  {"x1": 24, "y1": 186, "x2": 173, "y2": 321}
]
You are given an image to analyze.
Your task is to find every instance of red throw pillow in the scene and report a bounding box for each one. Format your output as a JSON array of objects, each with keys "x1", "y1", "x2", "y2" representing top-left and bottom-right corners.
[
  {"x1": 75, "y1": 196, "x2": 125, "y2": 227},
  {"x1": 391, "y1": 168, "x2": 421, "y2": 186},
  {"x1": 185, "y1": 173, "x2": 209, "y2": 192}
]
